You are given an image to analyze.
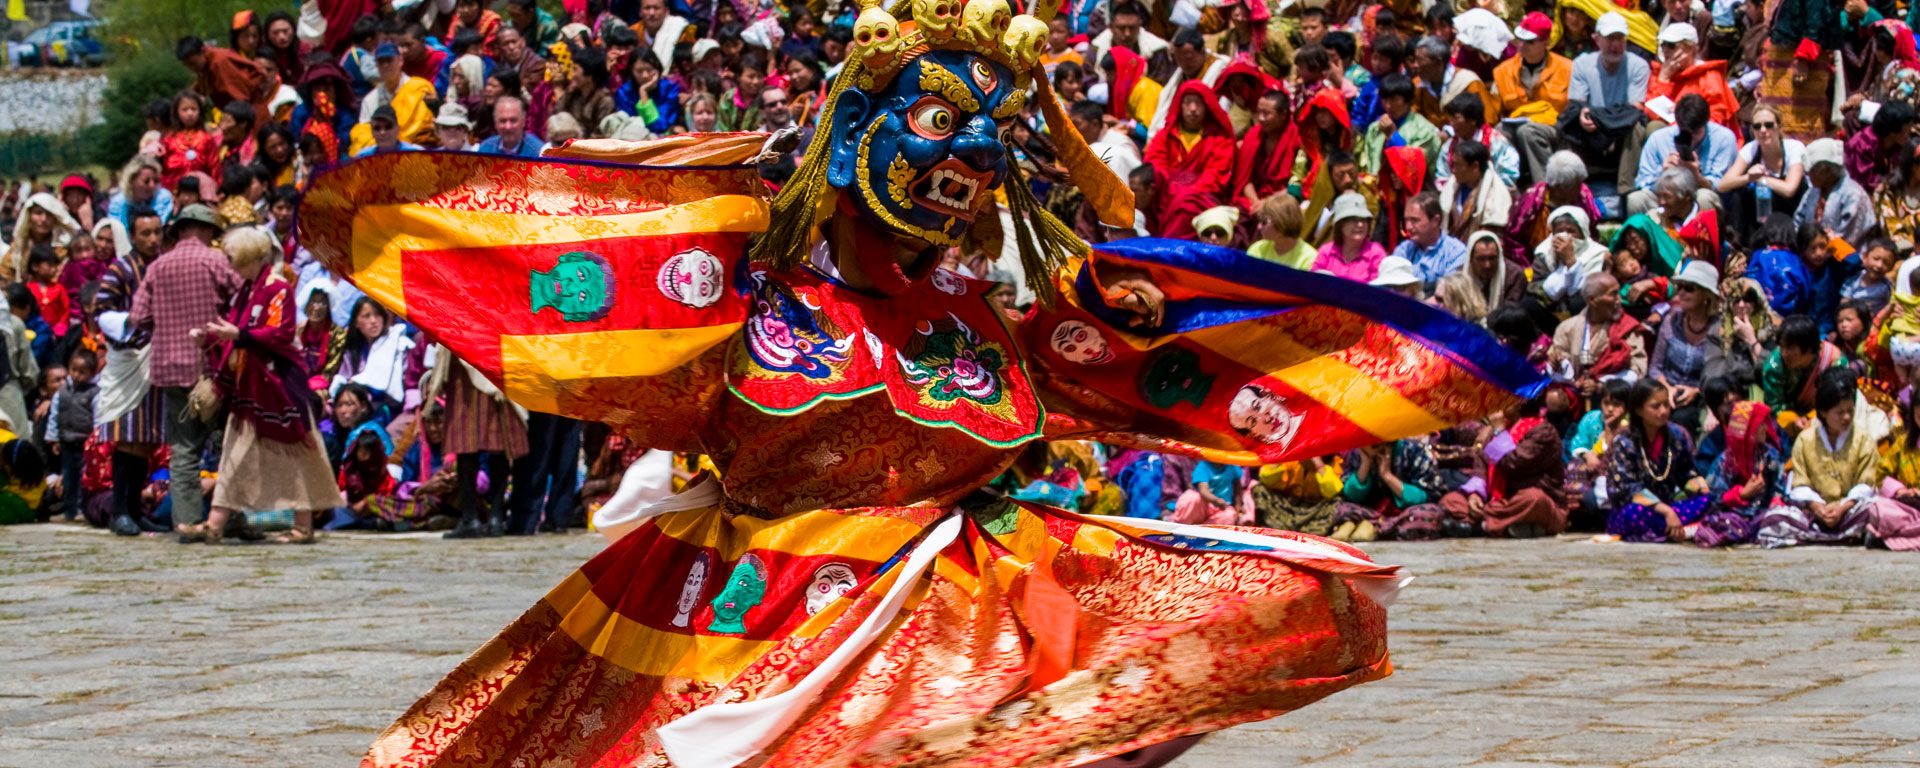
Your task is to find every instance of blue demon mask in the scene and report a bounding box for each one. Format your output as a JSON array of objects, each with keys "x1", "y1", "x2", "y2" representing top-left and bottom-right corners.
[{"x1": 824, "y1": 50, "x2": 1021, "y2": 246}]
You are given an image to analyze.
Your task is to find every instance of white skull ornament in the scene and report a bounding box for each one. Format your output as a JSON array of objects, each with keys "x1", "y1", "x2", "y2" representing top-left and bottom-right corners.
[
  {"x1": 914, "y1": 0, "x2": 962, "y2": 42},
  {"x1": 852, "y1": 7, "x2": 906, "y2": 72},
  {"x1": 959, "y1": 0, "x2": 1013, "y2": 50},
  {"x1": 1002, "y1": 15, "x2": 1048, "y2": 73}
]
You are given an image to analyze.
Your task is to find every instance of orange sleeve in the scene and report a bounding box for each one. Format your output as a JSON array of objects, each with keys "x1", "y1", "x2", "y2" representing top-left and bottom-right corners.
[
  {"x1": 1545, "y1": 57, "x2": 1573, "y2": 112},
  {"x1": 1473, "y1": 81, "x2": 1498, "y2": 125}
]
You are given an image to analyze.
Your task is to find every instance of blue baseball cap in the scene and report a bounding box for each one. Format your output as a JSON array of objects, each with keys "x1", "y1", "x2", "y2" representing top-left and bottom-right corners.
[{"x1": 375, "y1": 41, "x2": 400, "y2": 59}]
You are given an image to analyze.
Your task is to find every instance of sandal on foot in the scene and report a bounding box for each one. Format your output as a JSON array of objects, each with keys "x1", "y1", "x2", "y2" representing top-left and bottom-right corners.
[
  {"x1": 185, "y1": 522, "x2": 224, "y2": 545},
  {"x1": 272, "y1": 528, "x2": 317, "y2": 545}
]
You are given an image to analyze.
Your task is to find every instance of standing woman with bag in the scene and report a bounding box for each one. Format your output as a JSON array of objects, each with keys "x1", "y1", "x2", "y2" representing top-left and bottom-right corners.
[{"x1": 183, "y1": 228, "x2": 342, "y2": 544}]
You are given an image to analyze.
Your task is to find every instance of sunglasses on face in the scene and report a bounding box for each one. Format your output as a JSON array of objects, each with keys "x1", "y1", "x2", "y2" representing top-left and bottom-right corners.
[{"x1": 1752, "y1": 121, "x2": 1777, "y2": 130}]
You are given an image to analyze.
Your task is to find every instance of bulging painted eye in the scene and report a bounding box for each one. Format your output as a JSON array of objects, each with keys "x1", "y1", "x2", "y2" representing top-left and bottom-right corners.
[
  {"x1": 970, "y1": 59, "x2": 997, "y2": 92},
  {"x1": 911, "y1": 101, "x2": 956, "y2": 137}
]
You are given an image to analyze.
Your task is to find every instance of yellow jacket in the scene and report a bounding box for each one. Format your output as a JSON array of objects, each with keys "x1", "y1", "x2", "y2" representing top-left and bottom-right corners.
[
  {"x1": 348, "y1": 76, "x2": 439, "y2": 155},
  {"x1": 1492, "y1": 53, "x2": 1573, "y2": 125}
]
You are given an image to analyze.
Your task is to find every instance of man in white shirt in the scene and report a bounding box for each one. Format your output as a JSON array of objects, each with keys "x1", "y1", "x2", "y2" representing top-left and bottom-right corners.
[
  {"x1": 1089, "y1": 2, "x2": 1167, "y2": 74},
  {"x1": 637, "y1": 0, "x2": 690, "y2": 76},
  {"x1": 1148, "y1": 27, "x2": 1228, "y2": 133}
]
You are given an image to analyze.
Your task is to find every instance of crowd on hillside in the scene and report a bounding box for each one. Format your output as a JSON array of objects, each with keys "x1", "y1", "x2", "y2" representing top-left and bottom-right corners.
[{"x1": 1, "y1": 0, "x2": 1919, "y2": 550}]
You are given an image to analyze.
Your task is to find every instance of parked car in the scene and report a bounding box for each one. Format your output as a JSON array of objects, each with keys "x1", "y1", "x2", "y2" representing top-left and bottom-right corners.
[{"x1": 14, "y1": 19, "x2": 107, "y2": 68}]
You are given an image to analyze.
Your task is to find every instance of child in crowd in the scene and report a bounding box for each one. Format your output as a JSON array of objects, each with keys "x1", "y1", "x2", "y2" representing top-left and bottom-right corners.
[
  {"x1": 1128, "y1": 164, "x2": 1158, "y2": 237},
  {"x1": 25, "y1": 246, "x2": 71, "y2": 340},
  {"x1": 1832, "y1": 300, "x2": 1875, "y2": 381},
  {"x1": 1886, "y1": 258, "x2": 1920, "y2": 387},
  {"x1": 57, "y1": 232, "x2": 108, "y2": 302},
  {"x1": 333, "y1": 428, "x2": 395, "y2": 529},
  {"x1": 1841, "y1": 239, "x2": 1896, "y2": 317},
  {"x1": 5, "y1": 284, "x2": 52, "y2": 368},
  {"x1": 367, "y1": 407, "x2": 458, "y2": 531},
  {"x1": 1565, "y1": 379, "x2": 1631, "y2": 524},
  {"x1": 174, "y1": 174, "x2": 207, "y2": 210},
  {"x1": 299, "y1": 289, "x2": 336, "y2": 382},
  {"x1": 1763, "y1": 315, "x2": 1848, "y2": 419},
  {"x1": 1607, "y1": 245, "x2": 1669, "y2": 325},
  {"x1": 158, "y1": 91, "x2": 220, "y2": 188},
  {"x1": 44, "y1": 349, "x2": 96, "y2": 521},
  {"x1": 1700, "y1": 397, "x2": 1783, "y2": 545}
]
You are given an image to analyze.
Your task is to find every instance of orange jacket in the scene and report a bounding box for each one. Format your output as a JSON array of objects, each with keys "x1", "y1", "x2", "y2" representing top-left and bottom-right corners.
[
  {"x1": 1645, "y1": 59, "x2": 1740, "y2": 130},
  {"x1": 1491, "y1": 53, "x2": 1574, "y2": 125}
]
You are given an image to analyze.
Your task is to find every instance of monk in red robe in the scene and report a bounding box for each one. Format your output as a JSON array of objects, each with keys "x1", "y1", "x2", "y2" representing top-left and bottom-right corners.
[
  {"x1": 1295, "y1": 87, "x2": 1353, "y2": 193},
  {"x1": 177, "y1": 37, "x2": 268, "y2": 117},
  {"x1": 1232, "y1": 83, "x2": 1297, "y2": 211},
  {"x1": 1144, "y1": 80, "x2": 1236, "y2": 240}
]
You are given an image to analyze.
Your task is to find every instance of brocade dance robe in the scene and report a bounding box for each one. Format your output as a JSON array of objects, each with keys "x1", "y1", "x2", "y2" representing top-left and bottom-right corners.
[{"x1": 302, "y1": 140, "x2": 1542, "y2": 768}]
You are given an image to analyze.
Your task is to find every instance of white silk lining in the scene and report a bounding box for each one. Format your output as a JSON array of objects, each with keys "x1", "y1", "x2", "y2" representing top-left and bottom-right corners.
[{"x1": 656, "y1": 513, "x2": 965, "y2": 768}]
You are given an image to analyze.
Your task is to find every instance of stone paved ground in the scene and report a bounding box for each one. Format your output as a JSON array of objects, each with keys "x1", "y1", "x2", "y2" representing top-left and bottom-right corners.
[{"x1": 3, "y1": 523, "x2": 1918, "y2": 767}]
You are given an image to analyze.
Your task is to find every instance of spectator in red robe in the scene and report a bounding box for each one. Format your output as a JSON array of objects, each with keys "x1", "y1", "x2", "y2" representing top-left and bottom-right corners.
[
  {"x1": 1103, "y1": 46, "x2": 1150, "y2": 122},
  {"x1": 1375, "y1": 145, "x2": 1428, "y2": 248},
  {"x1": 176, "y1": 36, "x2": 268, "y2": 117},
  {"x1": 1144, "y1": 80, "x2": 1236, "y2": 240},
  {"x1": 1234, "y1": 88, "x2": 1298, "y2": 211},
  {"x1": 1295, "y1": 87, "x2": 1353, "y2": 196},
  {"x1": 319, "y1": 0, "x2": 379, "y2": 56}
]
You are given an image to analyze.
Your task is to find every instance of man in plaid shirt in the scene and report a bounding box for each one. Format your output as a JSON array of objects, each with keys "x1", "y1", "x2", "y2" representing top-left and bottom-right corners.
[{"x1": 131, "y1": 204, "x2": 242, "y2": 541}]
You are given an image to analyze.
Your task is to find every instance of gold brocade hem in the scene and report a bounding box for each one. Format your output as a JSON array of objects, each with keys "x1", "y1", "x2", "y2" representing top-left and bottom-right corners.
[{"x1": 363, "y1": 500, "x2": 1394, "y2": 767}]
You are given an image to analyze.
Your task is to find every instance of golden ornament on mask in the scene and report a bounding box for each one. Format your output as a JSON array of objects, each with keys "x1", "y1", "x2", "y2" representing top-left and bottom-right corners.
[
  {"x1": 917, "y1": 60, "x2": 980, "y2": 112},
  {"x1": 848, "y1": 0, "x2": 1045, "y2": 89},
  {"x1": 854, "y1": 113, "x2": 959, "y2": 246},
  {"x1": 888, "y1": 156, "x2": 914, "y2": 207},
  {"x1": 991, "y1": 89, "x2": 1026, "y2": 120}
]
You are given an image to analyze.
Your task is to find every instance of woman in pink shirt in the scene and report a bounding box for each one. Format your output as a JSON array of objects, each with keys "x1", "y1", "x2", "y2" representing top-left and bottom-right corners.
[{"x1": 1313, "y1": 191, "x2": 1388, "y2": 282}]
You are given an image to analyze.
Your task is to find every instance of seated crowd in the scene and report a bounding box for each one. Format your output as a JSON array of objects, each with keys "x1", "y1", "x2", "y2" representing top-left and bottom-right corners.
[{"x1": 0, "y1": 0, "x2": 1917, "y2": 550}]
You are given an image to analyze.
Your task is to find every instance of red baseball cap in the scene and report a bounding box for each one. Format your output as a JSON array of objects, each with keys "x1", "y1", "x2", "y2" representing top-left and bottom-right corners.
[
  {"x1": 1514, "y1": 12, "x2": 1554, "y2": 42},
  {"x1": 59, "y1": 174, "x2": 92, "y2": 195}
]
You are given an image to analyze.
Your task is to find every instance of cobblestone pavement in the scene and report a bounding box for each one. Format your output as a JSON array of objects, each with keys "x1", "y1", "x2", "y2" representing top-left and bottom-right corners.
[{"x1": 3, "y1": 523, "x2": 1918, "y2": 767}]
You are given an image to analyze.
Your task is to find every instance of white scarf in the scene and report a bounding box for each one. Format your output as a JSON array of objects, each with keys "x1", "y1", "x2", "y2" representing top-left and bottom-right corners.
[
  {"x1": 341, "y1": 324, "x2": 414, "y2": 398},
  {"x1": 1465, "y1": 229, "x2": 1507, "y2": 310}
]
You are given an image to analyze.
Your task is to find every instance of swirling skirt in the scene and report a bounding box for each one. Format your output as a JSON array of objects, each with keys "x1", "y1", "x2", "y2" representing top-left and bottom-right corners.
[{"x1": 360, "y1": 478, "x2": 1401, "y2": 768}]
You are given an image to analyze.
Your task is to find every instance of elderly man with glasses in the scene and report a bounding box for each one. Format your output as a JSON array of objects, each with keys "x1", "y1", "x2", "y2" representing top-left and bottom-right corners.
[{"x1": 1561, "y1": 12, "x2": 1649, "y2": 184}]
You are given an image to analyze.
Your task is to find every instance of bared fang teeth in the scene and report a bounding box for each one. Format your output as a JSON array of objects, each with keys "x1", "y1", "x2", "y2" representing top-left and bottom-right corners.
[{"x1": 914, "y1": 166, "x2": 984, "y2": 211}]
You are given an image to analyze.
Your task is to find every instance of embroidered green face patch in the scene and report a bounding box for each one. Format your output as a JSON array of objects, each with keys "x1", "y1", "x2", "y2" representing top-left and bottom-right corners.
[
  {"x1": 1139, "y1": 346, "x2": 1214, "y2": 410},
  {"x1": 531, "y1": 251, "x2": 614, "y2": 322},
  {"x1": 707, "y1": 553, "x2": 768, "y2": 634}
]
